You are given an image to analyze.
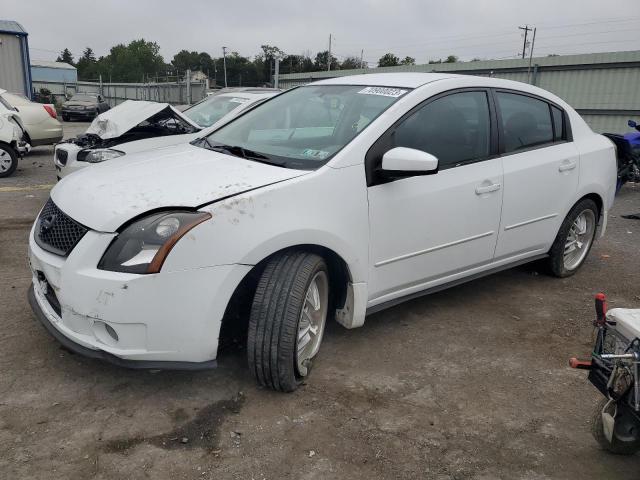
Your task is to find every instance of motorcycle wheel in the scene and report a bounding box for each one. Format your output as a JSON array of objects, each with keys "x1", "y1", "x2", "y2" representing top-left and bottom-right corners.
[{"x1": 591, "y1": 398, "x2": 640, "y2": 455}]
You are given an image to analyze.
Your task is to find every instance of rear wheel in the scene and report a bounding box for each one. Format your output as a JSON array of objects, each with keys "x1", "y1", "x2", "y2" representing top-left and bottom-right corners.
[
  {"x1": 247, "y1": 251, "x2": 329, "y2": 392},
  {"x1": 547, "y1": 199, "x2": 598, "y2": 277},
  {"x1": 0, "y1": 144, "x2": 18, "y2": 178},
  {"x1": 591, "y1": 398, "x2": 640, "y2": 455}
]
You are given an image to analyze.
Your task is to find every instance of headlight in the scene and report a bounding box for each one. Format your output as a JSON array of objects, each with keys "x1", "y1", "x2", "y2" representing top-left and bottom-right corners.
[
  {"x1": 98, "y1": 211, "x2": 211, "y2": 274},
  {"x1": 78, "y1": 149, "x2": 124, "y2": 163},
  {"x1": 84, "y1": 105, "x2": 95, "y2": 110}
]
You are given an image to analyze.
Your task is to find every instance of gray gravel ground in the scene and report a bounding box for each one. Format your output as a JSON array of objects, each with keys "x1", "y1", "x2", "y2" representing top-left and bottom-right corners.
[{"x1": 1, "y1": 121, "x2": 639, "y2": 479}]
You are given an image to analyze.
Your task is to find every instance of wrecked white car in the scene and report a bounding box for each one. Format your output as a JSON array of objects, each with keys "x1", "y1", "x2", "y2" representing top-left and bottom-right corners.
[
  {"x1": 0, "y1": 104, "x2": 30, "y2": 177},
  {"x1": 54, "y1": 90, "x2": 279, "y2": 179}
]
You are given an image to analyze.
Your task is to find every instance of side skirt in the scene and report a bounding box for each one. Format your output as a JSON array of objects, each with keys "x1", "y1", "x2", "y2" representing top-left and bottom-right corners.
[{"x1": 366, "y1": 254, "x2": 548, "y2": 316}]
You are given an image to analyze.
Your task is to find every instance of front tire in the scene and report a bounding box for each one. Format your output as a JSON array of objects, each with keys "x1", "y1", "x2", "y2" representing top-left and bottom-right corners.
[
  {"x1": 591, "y1": 399, "x2": 640, "y2": 455},
  {"x1": 0, "y1": 144, "x2": 18, "y2": 178},
  {"x1": 247, "y1": 251, "x2": 329, "y2": 392},
  {"x1": 547, "y1": 199, "x2": 598, "y2": 277}
]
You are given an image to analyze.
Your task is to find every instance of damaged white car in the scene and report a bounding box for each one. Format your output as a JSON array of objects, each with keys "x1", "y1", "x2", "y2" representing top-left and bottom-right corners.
[
  {"x1": 29, "y1": 73, "x2": 615, "y2": 392},
  {"x1": 53, "y1": 90, "x2": 279, "y2": 179},
  {"x1": 0, "y1": 102, "x2": 30, "y2": 177}
]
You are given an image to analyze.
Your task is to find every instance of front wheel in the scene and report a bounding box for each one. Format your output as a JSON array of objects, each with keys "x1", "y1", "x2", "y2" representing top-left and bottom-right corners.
[
  {"x1": 0, "y1": 144, "x2": 18, "y2": 178},
  {"x1": 547, "y1": 199, "x2": 598, "y2": 277},
  {"x1": 247, "y1": 251, "x2": 329, "y2": 392},
  {"x1": 591, "y1": 398, "x2": 640, "y2": 455}
]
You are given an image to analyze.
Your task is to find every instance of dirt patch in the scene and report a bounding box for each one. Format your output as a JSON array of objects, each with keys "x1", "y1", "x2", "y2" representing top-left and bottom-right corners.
[{"x1": 103, "y1": 393, "x2": 245, "y2": 453}]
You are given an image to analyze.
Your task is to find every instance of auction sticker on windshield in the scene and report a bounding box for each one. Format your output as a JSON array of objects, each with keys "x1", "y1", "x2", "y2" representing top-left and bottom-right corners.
[
  {"x1": 229, "y1": 98, "x2": 249, "y2": 103},
  {"x1": 357, "y1": 87, "x2": 407, "y2": 97}
]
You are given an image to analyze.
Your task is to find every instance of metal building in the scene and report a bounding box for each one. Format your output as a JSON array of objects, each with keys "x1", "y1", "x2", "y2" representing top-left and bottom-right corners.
[
  {"x1": 278, "y1": 50, "x2": 640, "y2": 134},
  {"x1": 0, "y1": 20, "x2": 32, "y2": 98},
  {"x1": 31, "y1": 60, "x2": 77, "y2": 83}
]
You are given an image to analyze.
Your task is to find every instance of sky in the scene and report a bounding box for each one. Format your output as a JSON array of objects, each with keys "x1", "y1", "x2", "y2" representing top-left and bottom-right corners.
[{"x1": 4, "y1": 0, "x2": 639, "y2": 66}]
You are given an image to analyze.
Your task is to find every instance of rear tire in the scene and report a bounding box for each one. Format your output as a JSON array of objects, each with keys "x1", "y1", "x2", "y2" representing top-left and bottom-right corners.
[
  {"x1": 247, "y1": 251, "x2": 329, "y2": 392},
  {"x1": 0, "y1": 144, "x2": 18, "y2": 178},
  {"x1": 547, "y1": 198, "x2": 598, "y2": 277},
  {"x1": 591, "y1": 398, "x2": 640, "y2": 455}
]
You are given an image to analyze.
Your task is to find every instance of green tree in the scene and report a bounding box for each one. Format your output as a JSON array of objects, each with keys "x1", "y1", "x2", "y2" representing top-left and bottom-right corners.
[
  {"x1": 97, "y1": 39, "x2": 165, "y2": 82},
  {"x1": 171, "y1": 50, "x2": 216, "y2": 76},
  {"x1": 258, "y1": 45, "x2": 285, "y2": 83},
  {"x1": 400, "y1": 56, "x2": 416, "y2": 65},
  {"x1": 340, "y1": 56, "x2": 363, "y2": 70},
  {"x1": 378, "y1": 53, "x2": 400, "y2": 67},
  {"x1": 281, "y1": 54, "x2": 314, "y2": 74},
  {"x1": 314, "y1": 51, "x2": 339, "y2": 71},
  {"x1": 76, "y1": 47, "x2": 99, "y2": 80},
  {"x1": 56, "y1": 48, "x2": 74, "y2": 66},
  {"x1": 444, "y1": 55, "x2": 458, "y2": 63}
]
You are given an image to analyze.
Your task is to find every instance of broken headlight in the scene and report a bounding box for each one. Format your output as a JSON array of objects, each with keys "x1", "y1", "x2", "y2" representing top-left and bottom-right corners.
[
  {"x1": 78, "y1": 148, "x2": 125, "y2": 163},
  {"x1": 98, "y1": 211, "x2": 211, "y2": 274}
]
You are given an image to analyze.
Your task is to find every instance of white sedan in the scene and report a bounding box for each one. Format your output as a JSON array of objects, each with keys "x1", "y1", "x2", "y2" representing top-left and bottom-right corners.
[
  {"x1": 28, "y1": 73, "x2": 616, "y2": 391},
  {"x1": 0, "y1": 89, "x2": 62, "y2": 146},
  {"x1": 53, "y1": 90, "x2": 279, "y2": 179}
]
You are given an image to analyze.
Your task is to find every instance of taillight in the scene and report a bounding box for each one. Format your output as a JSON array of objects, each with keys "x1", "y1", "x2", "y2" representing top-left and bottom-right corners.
[{"x1": 43, "y1": 104, "x2": 57, "y2": 119}]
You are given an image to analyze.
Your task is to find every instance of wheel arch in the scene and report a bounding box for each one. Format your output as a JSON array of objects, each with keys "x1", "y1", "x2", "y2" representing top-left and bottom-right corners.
[{"x1": 217, "y1": 244, "x2": 354, "y2": 353}]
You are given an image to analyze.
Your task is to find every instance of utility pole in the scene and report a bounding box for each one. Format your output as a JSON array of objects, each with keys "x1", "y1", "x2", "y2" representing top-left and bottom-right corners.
[
  {"x1": 360, "y1": 49, "x2": 364, "y2": 69},
  {"x1": 222, "y1": 46, "x2": 228, "y2": 88},
  {"x1": 328, "y1": 34, "x2": 332, "y2": 72},
  {"x1": 518, "y1": 25, "x2": 532, "y2": 59},
  {"x1": 527, "y1": 27, "x2": 537, "y2": 84}
]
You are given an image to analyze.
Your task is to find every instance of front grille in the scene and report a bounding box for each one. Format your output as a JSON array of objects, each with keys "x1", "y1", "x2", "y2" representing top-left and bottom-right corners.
[
  {"x1": 55, "y1": 148, "x2": 68, "y2": 165},
  {"x1": 35, "y1": 198, "x2": 89, "y2": 256}
]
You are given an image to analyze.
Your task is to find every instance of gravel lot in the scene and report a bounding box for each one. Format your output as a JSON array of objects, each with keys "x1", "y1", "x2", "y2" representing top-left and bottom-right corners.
[{"x1": 1, "y1": 121, "x2": 639, "y2": 479}]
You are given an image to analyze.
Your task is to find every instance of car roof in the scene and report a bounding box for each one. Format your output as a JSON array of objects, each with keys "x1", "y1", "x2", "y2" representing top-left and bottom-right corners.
[{"x1": 312, "y1": 73, "x2": 460, "y2": 88}]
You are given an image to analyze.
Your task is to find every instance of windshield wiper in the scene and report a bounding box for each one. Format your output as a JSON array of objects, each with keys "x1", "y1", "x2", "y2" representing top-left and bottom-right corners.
[{"x1": 201, "y1": 141, "x2": 286, "y2": 167}]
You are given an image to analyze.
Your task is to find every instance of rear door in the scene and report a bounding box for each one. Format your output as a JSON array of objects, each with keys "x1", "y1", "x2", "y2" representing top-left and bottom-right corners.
[
  {"x1": 367, "y1": 89, "x2": 504, "y2": 303},
  {"x1": 492, "y1": 90, "x2": 579, "y2": 260}
]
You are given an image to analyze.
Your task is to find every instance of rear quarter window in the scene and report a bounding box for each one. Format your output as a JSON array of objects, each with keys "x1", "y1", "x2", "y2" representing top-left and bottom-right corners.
[{"x1": 496, "y1": 92, "x2": 554, "y2": 153}]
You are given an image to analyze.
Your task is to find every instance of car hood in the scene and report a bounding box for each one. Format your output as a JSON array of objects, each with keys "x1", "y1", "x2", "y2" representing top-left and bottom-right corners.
[
  {"x1": 51, "y1": 143, "x2": 309, "y2": 232},
  {"x1": 85, "y1": 100, "x2": 200, "y2": 139}
]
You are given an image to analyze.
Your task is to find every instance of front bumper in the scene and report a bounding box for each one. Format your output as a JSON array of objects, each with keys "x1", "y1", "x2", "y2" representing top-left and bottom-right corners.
[{"x1": 28, "y1": 227, "x2": 251, "y2": 368}]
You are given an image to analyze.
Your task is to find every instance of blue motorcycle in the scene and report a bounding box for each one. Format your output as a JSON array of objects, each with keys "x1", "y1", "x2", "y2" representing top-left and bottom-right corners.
[{"x1": 603, "y1": 120, "x2": 640, "y2": 194}]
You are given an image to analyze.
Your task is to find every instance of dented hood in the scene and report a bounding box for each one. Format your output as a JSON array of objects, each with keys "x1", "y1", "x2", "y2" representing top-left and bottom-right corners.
[
  {"x1": 85, "y1": 100, "x2": 200, "y2": 139},
  {"x1": 51, "y1": 143, "x2": 308, "y2": 232}
]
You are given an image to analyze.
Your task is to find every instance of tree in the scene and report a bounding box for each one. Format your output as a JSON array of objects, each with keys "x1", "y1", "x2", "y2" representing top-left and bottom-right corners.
[
  {"x1": 56, "y1": 48, "x2": 74, "y2": 66},
  {"x1": 281, "y1": 54, "x2": 314, "y2": 74},
  {"x1": 97, "y1": 39, "x2": 165, "y2": 82},
  {"x1": 259, "y1": 45, "x2": 285, "y2": 83},
  {"x1": 400, "y1": 56, "x2": 416, "y2": 65},
  {"x1": 171, "y1": 50, "x2": 216, "y2": 76},
  {"x1": 378, "y1": 53, "x2": 400, "y2": 67},
  {"x1": 428, "y1": 58, "x2": 442, "y2": 64},
  {"x1": 314, "y1": 51, "x2": 339, "y2": 71},
  {"x1": 340, "y1": 56, "x2": 363, "y2": 70},
  {"x1": 444, "y1": 55, "x2": 458, "y2": 63},
  {"x1": 76, "y1": 47, "x2": 99, "y2": 80}
]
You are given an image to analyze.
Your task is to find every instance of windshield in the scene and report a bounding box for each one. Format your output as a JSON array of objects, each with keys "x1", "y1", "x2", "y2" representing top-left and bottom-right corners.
[
  {"x1": 202, "y1": 85, "x2": 409, "y2": 169},
  {"x1": 184, "y1": 95, "x2": 251, "y2": 127},
  {"x1": 70, "y1": 95, "x2": 97, "y2": 102}
]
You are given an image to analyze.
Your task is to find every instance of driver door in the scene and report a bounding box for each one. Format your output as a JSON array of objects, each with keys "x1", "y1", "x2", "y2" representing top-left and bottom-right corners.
[{"x1": 367, "y1": 90, "x2": 503, "y2": 304}]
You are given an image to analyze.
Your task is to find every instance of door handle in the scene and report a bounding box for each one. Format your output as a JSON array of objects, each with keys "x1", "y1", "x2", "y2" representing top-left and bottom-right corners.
[
  {"x1": 559, "y1": 161, "x2": 577, "y2": 172},
  {"x1": 475, "y1": 183, "x2": 501, "y2": 195}
]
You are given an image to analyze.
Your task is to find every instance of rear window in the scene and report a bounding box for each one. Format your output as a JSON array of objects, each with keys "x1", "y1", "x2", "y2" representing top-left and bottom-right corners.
[
  {"x1": 70, "y1": 95, "x2": 98, "y2": 102},
  {"x1": 551, "y1": 105, "x2": 565, "y2": 141},
  {"x1": 496, "y1": 92, "x2": 553, "y2": 153}
]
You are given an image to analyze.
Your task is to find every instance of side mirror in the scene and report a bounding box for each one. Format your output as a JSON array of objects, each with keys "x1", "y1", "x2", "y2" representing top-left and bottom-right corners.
[
  {"x1": 381, "y1": 147, "x2": 439, "y2": 178},
  {"x1": 628, "y1": 119, "x2": 637, "y2": 128}
]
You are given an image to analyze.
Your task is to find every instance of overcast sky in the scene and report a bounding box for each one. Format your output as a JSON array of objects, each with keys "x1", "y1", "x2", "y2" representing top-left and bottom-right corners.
[{"x1": 4, "y1": 0, "x2": 638, "y2": 65}]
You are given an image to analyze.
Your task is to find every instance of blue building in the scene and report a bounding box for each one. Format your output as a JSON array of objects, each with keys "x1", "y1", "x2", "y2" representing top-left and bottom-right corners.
[
  {"x1": 31, "y1": 60, "x2": 77, "y2": 83},
  {"x1": 0, "y1": 20, "x2": 32, "y2": 98}
]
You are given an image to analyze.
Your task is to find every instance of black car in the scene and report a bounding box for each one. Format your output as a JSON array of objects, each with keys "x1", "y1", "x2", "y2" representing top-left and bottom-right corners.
[{"x1": 61, "y1": 93, "x2": 110, "y2": 121}]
